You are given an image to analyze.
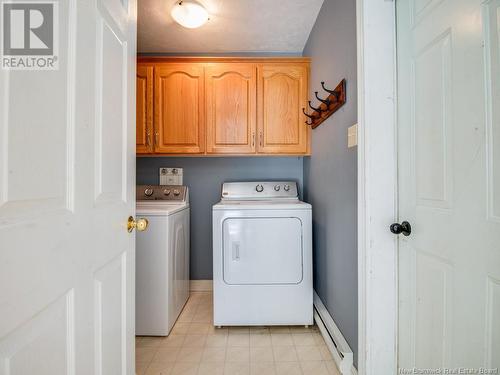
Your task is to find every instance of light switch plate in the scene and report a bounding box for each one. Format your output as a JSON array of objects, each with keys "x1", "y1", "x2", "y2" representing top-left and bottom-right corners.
[
  {"x1": 159, "y1": 168, "x2": 183, "y2": 185},
  {"x1": 348, "y1": 123, "x2": 358, "y2": 148}
]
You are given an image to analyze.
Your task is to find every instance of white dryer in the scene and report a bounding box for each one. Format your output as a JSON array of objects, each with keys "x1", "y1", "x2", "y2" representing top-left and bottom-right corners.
[
  {"x1": 136, "y1": 185, "x2": 190, "y2": 336},
  {"x1": 213, "y1": 181, "x2": 312, "y2": 326}
]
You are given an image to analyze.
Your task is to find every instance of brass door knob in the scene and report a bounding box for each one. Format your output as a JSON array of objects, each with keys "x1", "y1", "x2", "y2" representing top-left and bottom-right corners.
[{"x1": 127, "y1": 216, "x2": 149, "y2": 232}]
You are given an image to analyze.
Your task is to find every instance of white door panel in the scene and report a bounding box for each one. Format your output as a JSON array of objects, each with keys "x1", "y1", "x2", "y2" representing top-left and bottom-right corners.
[
  {"x1": 222, "y1": 217, "x2": 303, "y2": 285},
  {"x1": 0, "y1": 0, "x2": 137, "y2": 374},
  {"x1": 94, "y1": 253, "x2": 128, "y2": 375},
  {"x1": 485, "y1": 0, "x2": 500, "y2": 223},
  {"x1": 484, "y1": 1, "x2": 500, "y2": 369},
  {"x1": 0, "y1": 291, "x2": 74, "y2": 375},
  {"x1": 397, "y1": 0, "x2": 500, "y2": 370},
  {"x1": 0, "y1": 0, "x2": 75, "y2": 220}
]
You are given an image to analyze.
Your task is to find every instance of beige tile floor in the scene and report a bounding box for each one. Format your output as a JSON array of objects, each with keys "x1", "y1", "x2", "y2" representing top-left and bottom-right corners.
[{"x1": 136, "y1": 292, "x2": 341, "y2": 375}]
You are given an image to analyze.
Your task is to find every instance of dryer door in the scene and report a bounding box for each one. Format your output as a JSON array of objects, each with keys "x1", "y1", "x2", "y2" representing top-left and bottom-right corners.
[{"x1": 222, "y1": 217, "x2": 303, "y2": 285}]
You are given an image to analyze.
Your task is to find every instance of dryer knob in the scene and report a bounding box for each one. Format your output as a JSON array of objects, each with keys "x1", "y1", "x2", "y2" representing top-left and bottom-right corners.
[
  {"x1": 144, "y1": 188, "x2": 154, "y2": 197},
  {"x1": 173, "y1": 189, "x2": 180, "y2": 196},
  {"x1": 274, "y1": 185, "x2": 281, "y2": 191},
  {"x1": 256, "y1": 184, "x2": 264, "y2": 192},
  {"x1": 163, "y1": 189, "x2": 171, "y2": 196},
  {"x1": 283, "y1": 184, "x2": 290, "y2": 192}
]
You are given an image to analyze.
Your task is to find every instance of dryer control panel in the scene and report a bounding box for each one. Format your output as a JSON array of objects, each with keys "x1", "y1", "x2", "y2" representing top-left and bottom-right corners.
[
  {"x1": 221, "y1": 181, "x2": 298, "y2": 200},
  {"x1": 136, "y1": 185, "x2": 188, "y2": 202}
]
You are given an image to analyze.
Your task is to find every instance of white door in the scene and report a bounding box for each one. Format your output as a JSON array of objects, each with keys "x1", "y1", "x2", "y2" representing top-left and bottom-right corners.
[
  {"x1": 397, "y1": 0, "x2": 500, "y2": 370},
  {"x1": 0, "y1": 0, "x2": 137, "y2": 374}
]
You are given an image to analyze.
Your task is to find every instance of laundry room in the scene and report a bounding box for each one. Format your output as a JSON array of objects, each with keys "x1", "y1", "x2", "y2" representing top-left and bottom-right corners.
[
  {"x1": 3, "y1": 0, "x2": 497, "y2": 372},
  {"x1": 135, "y1": 1, "x2": 357, "y2": 374}
]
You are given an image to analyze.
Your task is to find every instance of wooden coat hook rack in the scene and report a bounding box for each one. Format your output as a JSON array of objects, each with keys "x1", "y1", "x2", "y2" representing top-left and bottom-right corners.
[{"x1": 303, "y1": 79, "x2": 346, "y2": 129}]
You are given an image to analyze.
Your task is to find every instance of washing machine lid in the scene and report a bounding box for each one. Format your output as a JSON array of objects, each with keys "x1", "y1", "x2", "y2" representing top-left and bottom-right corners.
[{"x1": 137, "y1": 202, "x2": 189, "y2": 216}]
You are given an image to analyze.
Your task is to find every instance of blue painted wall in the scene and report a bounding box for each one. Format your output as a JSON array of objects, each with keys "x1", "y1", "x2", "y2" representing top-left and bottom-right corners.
[
  {"x1": 303, "y1": 0, "x2": 358, "y2": 365},
  {"x1": 136, "y1": 157, "x2": 304, "y2": 280}
]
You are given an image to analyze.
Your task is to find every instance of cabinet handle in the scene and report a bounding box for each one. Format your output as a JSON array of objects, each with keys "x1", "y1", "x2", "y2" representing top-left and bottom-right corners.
[
  {"x1": 155, "y1": 131, "x2": 159, "y2": 147},
  {"x1": 259, "y1": 132, "x2": 263, "y2": 147},
  {"x1": 252, "y1": 132, "x2": 255, "y2": 147},
  {"x1": 146, "y1": 131, "x2": 151, "y2": 148}
]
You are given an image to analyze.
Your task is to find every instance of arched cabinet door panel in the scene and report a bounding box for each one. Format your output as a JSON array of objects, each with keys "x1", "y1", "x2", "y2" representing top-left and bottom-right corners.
[
  {"x1": 154, "y1": 64, "x2": 205, "y2": 154},
  {"x1": 257, "y1": 64, "x2": 310, "y2": 155},
  {"x1": 206, "y1": 64, "x2": 257, "y2": 154}
]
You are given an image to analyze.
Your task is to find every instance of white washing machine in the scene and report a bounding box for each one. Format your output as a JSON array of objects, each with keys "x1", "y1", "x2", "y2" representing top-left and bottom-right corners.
[
  {"x1": 213, "y1": 181, "x2": 313, "y2": 326},
  {"x1": 136, "y1": 185, "x2": 190, "y2": 336}
]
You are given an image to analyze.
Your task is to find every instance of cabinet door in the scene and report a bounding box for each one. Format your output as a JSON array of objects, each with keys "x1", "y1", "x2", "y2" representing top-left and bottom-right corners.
[
  {"x1": 257, "y1": 64, "x2": 310, "y2": 154},
  {"x1": 136, "y1": 64, "x2": 153, "y2": 154},
  {"x1": 154, "y1": 64, "x2": 205, "y2": 154},
  {"x1": 206, "y1": 64, "x2": 256, "y2": 154}
]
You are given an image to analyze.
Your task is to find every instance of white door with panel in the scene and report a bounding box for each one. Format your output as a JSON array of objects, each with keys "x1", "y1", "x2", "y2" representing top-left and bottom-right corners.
[
  {"x1": 397, "y1": 0, "x2": 500, "y2": 370},
  {"x1": 0, "y1": 0, "x2": 137, "y2": 374}
]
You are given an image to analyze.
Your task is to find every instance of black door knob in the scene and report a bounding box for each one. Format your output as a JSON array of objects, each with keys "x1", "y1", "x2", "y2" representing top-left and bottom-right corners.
[{"x1": 390, "y1": 221, "x2": 412, "y2": 236}]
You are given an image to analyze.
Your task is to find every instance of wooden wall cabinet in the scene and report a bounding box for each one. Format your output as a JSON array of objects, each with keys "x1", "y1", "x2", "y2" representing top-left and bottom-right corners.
[{"x1": 136, "y1": 58, "x2": 310, "y2": 156}]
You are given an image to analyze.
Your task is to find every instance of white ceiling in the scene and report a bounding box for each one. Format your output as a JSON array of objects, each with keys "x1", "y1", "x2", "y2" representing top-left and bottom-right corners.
[{"x1": 137, "y1": 0, "x2": 324, "y2": 54}]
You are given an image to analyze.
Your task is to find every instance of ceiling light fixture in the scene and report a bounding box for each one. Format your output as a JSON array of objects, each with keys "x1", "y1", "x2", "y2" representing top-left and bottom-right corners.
[{"x1": 170, "y1": 0, "x2": 209, "y2": 29}]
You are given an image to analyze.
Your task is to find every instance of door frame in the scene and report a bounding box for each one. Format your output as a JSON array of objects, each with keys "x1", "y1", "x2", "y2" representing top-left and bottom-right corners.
[{"x1": 356, "y1": 0, "x2": 398, "y2": 374}]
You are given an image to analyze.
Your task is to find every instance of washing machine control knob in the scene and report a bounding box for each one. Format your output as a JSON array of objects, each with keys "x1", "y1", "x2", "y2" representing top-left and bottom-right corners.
[
  {"x1": 144, "y1": 188, "x2": 154, "y2": 197},
  {"x1": 163, "y1": 189, "x2": 171, "y2": 196},
  {"x1": 283, "y1": 184, "x2": 290, "y2": 192},
  {"x1": 256, "y1": 184, "x2": 264, "y2": 192},
  {"x1": 274, "y1": 185, "x2": 281, "y2": 191},
  {"x1": 173, "y1": 189, "x2": 180, "y2": 196}
]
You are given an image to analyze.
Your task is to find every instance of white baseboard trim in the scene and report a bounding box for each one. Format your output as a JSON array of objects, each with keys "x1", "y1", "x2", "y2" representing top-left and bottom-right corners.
[
  {"x1": 313, "y1": 291, "x2": 357, "y2": 375},
  {"x1": 190, "y1": 280, "x2": 213, "y2": 292}
]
